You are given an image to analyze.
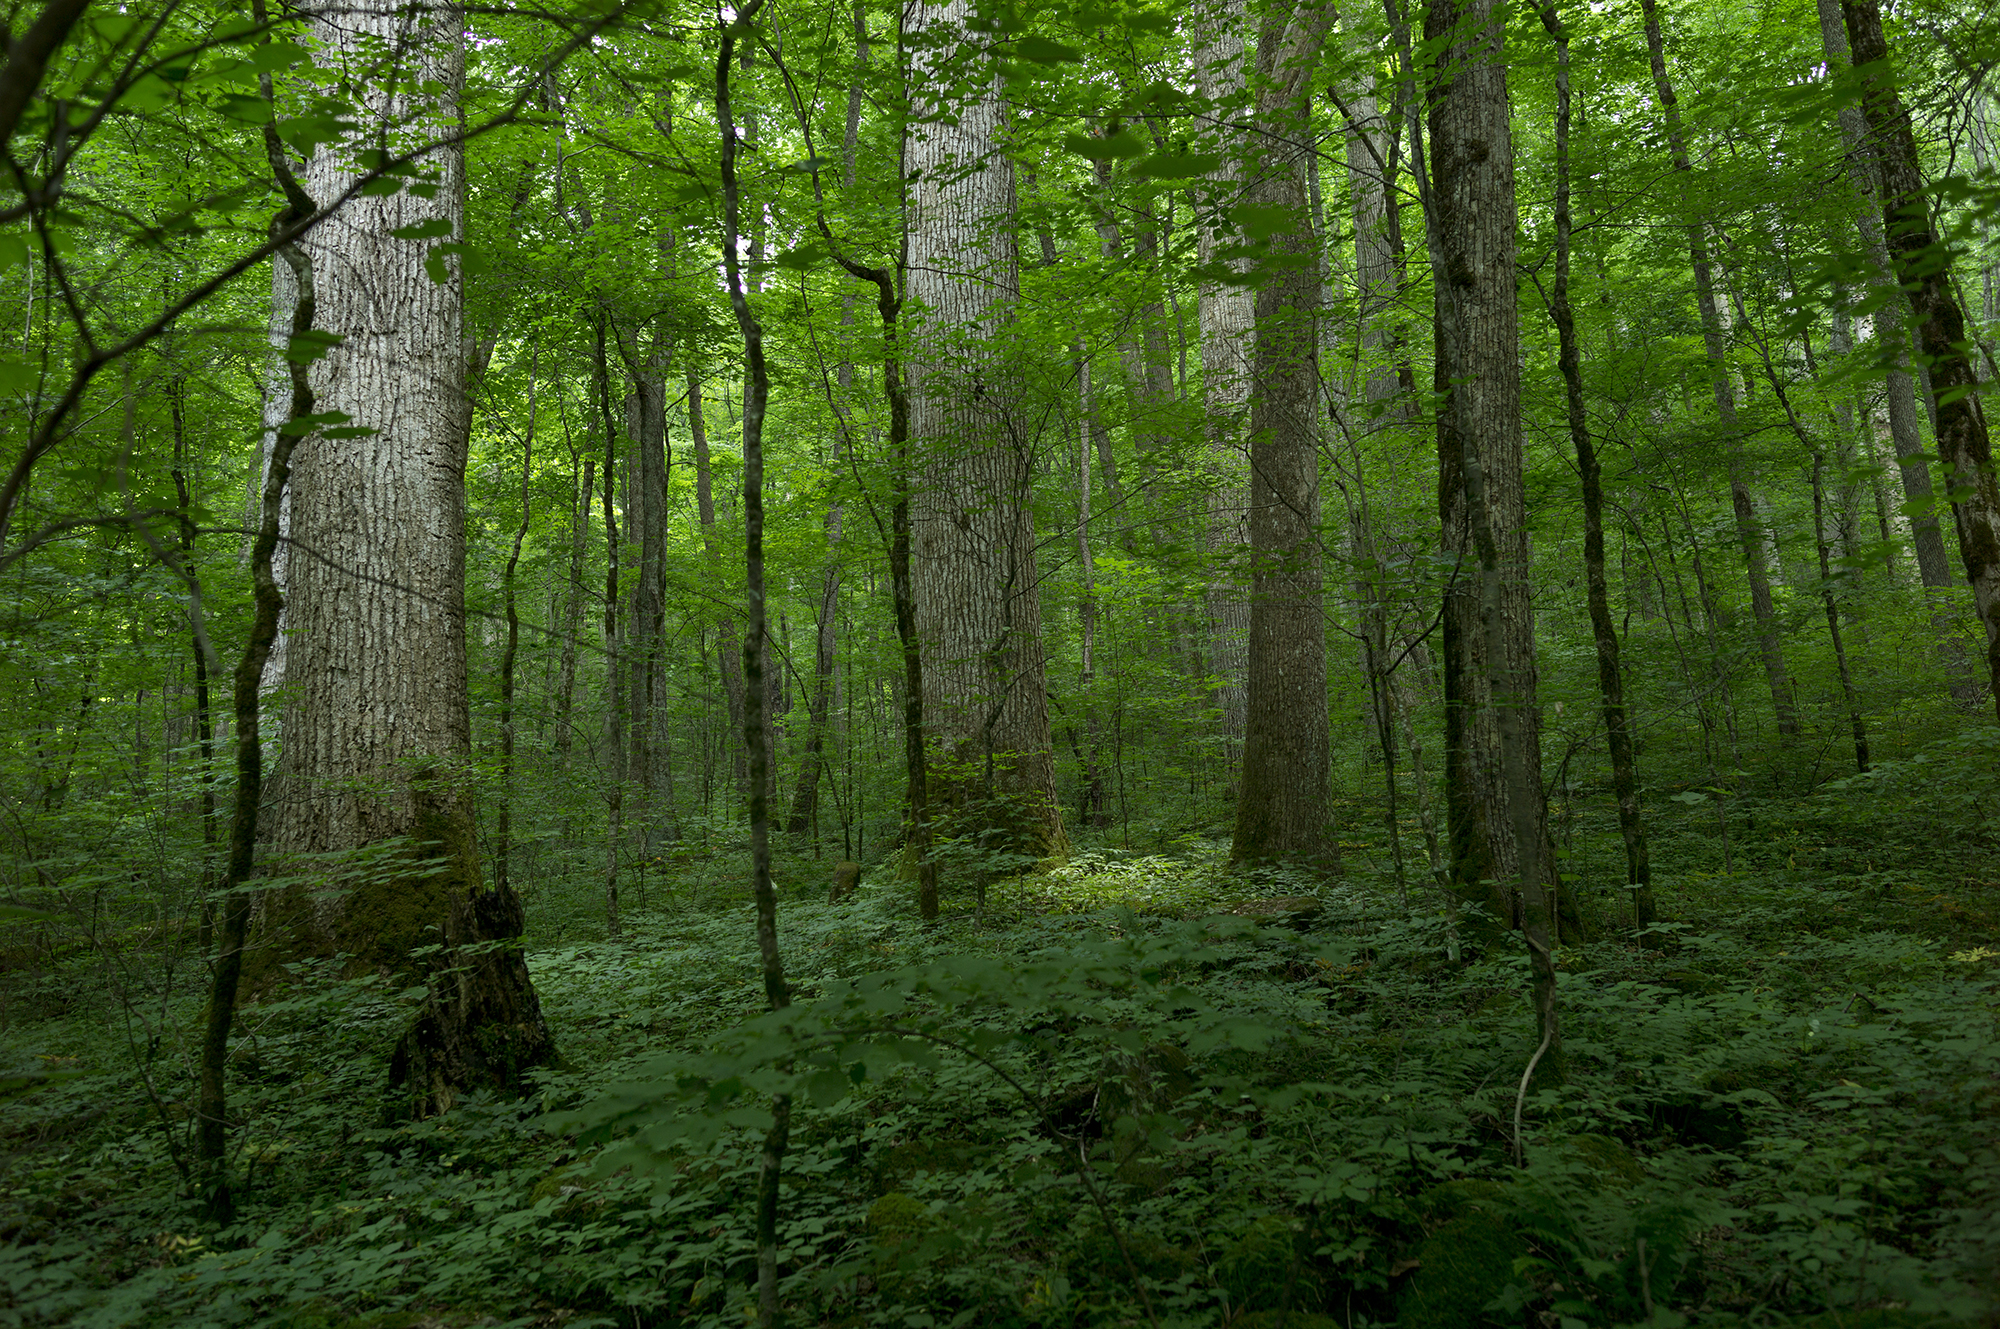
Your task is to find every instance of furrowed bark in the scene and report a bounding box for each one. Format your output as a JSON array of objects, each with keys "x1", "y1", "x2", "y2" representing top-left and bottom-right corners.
[{"x1": 1844, "y1": 0, "x2": 2000, "y2": 718}]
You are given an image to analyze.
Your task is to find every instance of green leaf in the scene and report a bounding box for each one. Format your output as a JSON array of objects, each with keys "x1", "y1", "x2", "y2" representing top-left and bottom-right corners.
[
  {"x1": 277, "y1": 410, "x2": 354, "y2": 436},
  {"x1": 389, "y1": 218, "x2": 454, "y2": 240},
  {"x1": 0, "y1": 904, "x2": 58, "y2": 922},
  {"x1": 215, "y1": 93, "x2": 272, "y2": 123},
  {"x1": 424, "y1": 242, "x2": 490, "y2": 284},
  {"x1": 284, "y1": 330, "x2": 344, "y2": 365},
  {"x1": 1228, "y1": 203, "x2": 1296, "y2": 239},
  {"x1": 1012, "y1": 35, "x2": 1082, "y2": 63},
  {"x1": 773, "y1": 240, "x2": 828, "y2": 273},
  {"x1": 1063, "y1": 128, "x2": 1146, "y2": 161},
  {"x1": 278, "y1": 114, "x2": 356, "y2": 154},
  {"x1": 1131, "y1": 150, "x2": 1218, "y2": 180},
  {"x1": 805, "y1": 1070, "x2": 848, "y2": 1107},
  {"x1": 247, "y1": 41, "x2": 311, "y2": 72},
  {"x1": 0, "y1": 357, "x2": 35, "y2": 393},
  {"x1": 0, "y1": 235, "x2": 25, "y2": 268},
  {"x1": 358, "y1": 176, "x2": 407, "y2": 197}
]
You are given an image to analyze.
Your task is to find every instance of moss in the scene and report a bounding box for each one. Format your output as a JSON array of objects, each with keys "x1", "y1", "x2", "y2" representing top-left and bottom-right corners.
[
  {"x1": 867, "y1": 1191, "x2": 933, "y2": 1245},
  {"x1": 335, "y1": 781, "x2": 477, "y2": 977},
  {"x1": 1560, "y1": 1133, "x2": 1645, "y2": 1190},
  {"x1": 829, "y1": 860, "x2": 862, "y2": 904},
  {"x1": 1399, "y1": 1181, "x2": 1525, "y2": 1329},
  {"x1": 1655, "y1": 967, "x2": 1719, "y2": 997}
]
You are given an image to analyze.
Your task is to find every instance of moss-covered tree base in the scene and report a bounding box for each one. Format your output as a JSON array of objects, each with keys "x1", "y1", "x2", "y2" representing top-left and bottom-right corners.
[{"x1": 382, "y1": 779, "x2": 555, "y2": 1118}]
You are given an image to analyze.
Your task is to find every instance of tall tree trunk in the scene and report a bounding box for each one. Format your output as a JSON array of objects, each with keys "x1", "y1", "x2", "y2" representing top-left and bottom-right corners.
[
  {"x1": 784, "y1": 6, "x2": 936, "y2": 916},
  {"x1": 1814, "y1": 0, "x2": 1954, "y2": 591},
  {"x1": 1844, "y1": 0, "x2": 2000, "y2": 718},
  {"x1": 906, "y1": 0, "x2": 1064, "y2": 862},
  {"x1": 716, "y1": 17, "x2": 793, "y2": 1323},
  {"x1": 496, "y1": 351, "x2": 537, "y2": 895},
  {"x1": 1427, "y1": 0, "x2": 1573, "y2": 949},
  {"x1": 1230, "y1": 0, "x2": 1336, "y2": 869},
  {"x1": 1639, "y1": 0, "x2": 1799, "y2": 740},
  {"x1": 690, "y1": 372, "x2": 750, "y2": 800},
  {"x1": 1429, "y1": 0, "x2": 1564, "y2": 1063},
  {"x1": 1815, "y1": 446, "x2": 1872, "y2": 773},
  {"x1": 1194, "y1": 0, "x2": 1254, "y2": 792},
  {"x1": 553, "y1": 444, "x2": 592, "y2": 758},
  {"x1": 611, "y1": 334, "x2": 672, "y2": 856},
  {"x1": 253, "y1": 239, "x2": 296, "y2": 697},
  {"x1": 594, "y1": 316, "x2": 625, "y2": 938},
  {"x1": 274, "y1": 0, "x2": 551, "y2": 1114},
  {"x1": 1534, "y1": 0, "x2": 1653, "y2": 929},
  {"x1": 1077, "y1": 358, "x2": 1109, "y2": 830},
  {"x1": 168, "y1": 378, "x2": 220, "y2": 941},
  {"x1": 197, "y1": 87, "x2": 314, "y2": 1210}
]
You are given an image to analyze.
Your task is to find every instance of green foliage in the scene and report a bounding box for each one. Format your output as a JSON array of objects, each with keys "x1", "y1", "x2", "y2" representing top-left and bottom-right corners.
[{"x1": 6, "y1": 749, "x2": 1998, "y2": 1327}]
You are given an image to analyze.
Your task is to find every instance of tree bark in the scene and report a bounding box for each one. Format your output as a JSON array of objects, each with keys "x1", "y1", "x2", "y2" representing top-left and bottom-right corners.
[
  {"x1": 1229, "y1": 0, "x2": 1335, "y2": 869},
  {"x1": 1077, "y1": 358, "x2": 1110, "y2": 830},
  {"x1": 197, "y1": 93, "x2": 315, "y2": 1209},
  {"x1": 1427, "y1": 0, "x2": 1572, "y2": 946},
  {"x1": 1814, "y1": 0, "x2": 1954, "y2": 592},
  {"x1": 273, "y1": 0, "x2": 552, "y2": 1114},
  {"x1": 906, "y1": 0, "x2": 1064, "y2": 863},
  {"x1": 717, "y1": 16, "x2": 793, "y2": 1322},
  {"x1": 1843, "y1": 0, "x2": 2000, "y2": 718},
  {"x1": 613, "y1": 332, "x2": 673, "y2": 854},
  {"x1": 593, "y1": 316, "x2": 625, "y2": 938},
  {"x1": 1195, "y1": 0, "x2": 1254, "y2": 791},
  {"x1": 553, "y1": 445, "x2": 592, "y2": 758},
  {"x1": 495, "y1": 351, "x2": 536, "y2": 896},
  {"x1": 1430, "y1": 0, "x2": 1565, "y2": 1060}
]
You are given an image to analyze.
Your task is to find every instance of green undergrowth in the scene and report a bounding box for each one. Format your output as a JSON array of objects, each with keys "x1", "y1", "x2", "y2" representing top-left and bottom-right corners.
[{"x1": 3, "y1": 733, "x2": 1998, "y2": 1327}]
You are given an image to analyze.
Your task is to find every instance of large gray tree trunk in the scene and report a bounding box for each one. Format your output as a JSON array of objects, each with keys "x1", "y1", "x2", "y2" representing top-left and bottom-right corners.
[
  {"x1": 272, "y1": 0, "x2": 551, "y2": 1113},
  {"x1": 1427, "y1": 0, "x2": 1563, "y2": 938},
  {"x1": 1194, "y1": 0, "x2": 1254, "y2": 793},
  {"x1": 1230, "y1": 0, "x2": 1335, "y2": 868},
  {"x1": 906, "y1": 0, "x2": 1063, "y2": 861}
]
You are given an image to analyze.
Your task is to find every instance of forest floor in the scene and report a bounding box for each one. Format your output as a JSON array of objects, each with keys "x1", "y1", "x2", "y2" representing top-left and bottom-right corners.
[{"x1": 3, "y1": 727, "x2": 1998, "y2": 1328}]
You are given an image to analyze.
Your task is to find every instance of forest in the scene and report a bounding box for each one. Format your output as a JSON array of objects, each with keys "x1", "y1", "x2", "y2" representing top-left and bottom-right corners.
[{"x1": 0, "y1": 0, "x2": 1997, "y2": 1323}]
